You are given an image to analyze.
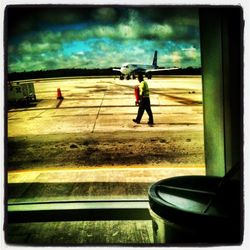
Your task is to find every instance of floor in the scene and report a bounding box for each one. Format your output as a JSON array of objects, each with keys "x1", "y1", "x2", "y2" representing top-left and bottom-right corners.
[
  {"x1": 6, "y1": 220, "x2": 154, "y2": 245},
  {"x1": 6, "y1": 167, "x2": 205, "y2": 246}
]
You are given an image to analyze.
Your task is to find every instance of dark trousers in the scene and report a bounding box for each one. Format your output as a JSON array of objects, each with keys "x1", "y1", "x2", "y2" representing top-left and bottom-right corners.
[{"x1": 136, "y1": 97, "x2": 154, "y2": 123}]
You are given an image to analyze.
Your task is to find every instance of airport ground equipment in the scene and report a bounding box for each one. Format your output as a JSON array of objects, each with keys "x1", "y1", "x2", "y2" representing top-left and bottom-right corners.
[{"x1": 8, "y1": 81, "x2": 36, "y2": 104}]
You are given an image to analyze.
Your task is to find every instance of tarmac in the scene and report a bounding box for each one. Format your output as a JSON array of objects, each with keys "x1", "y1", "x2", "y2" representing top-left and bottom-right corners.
[
  {"x1": 8, "y1": 76, "x2": 203, "y2": 136},
  {"x1": 7, "y1": 76, "x2": 205, "y2": 201},
  {"x1": 6, "y1": 76, "x2": 206, "y2": 245}
]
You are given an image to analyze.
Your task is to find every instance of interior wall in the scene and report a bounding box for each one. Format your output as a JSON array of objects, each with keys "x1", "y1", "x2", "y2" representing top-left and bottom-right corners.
[{"x1": 199, "y1": 8, "x2": 243, "y2": 176}]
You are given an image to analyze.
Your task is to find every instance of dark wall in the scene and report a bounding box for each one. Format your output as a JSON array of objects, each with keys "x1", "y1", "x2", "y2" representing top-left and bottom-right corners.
[{"x1": 199, "y1": 7, "x2": 243, "y2": 176}]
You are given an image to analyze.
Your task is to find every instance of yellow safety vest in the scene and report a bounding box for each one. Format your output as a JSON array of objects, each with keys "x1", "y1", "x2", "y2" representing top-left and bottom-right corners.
[{"x1": 139, "y1": 80, "x2": 150, "y2": 97}]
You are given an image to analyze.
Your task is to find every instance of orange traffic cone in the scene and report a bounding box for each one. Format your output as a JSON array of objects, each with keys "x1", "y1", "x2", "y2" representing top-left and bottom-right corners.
[{"x1": 57, "y1": 88, "x2": 64, "y2": 100}]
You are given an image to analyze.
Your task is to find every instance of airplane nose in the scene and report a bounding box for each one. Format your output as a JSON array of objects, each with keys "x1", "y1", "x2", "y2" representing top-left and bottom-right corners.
[{"x1": 121, "y1": 67, "x2": 128, "y2": 74}]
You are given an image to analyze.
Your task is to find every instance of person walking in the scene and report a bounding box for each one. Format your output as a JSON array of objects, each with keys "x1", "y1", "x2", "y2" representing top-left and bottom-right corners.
[{"x1": 133, "y1": 73, "x2": 154, "y2": 126}]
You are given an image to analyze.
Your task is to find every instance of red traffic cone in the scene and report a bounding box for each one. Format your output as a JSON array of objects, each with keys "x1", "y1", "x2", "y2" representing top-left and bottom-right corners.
[{"x1": 57, "y1": 88, "x2": 64, "y2": 100}]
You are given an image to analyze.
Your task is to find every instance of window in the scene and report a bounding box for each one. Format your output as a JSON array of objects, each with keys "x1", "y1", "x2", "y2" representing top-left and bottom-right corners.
[{"x1": 6, "y1": 6, "x2": 208, "y2": 245}]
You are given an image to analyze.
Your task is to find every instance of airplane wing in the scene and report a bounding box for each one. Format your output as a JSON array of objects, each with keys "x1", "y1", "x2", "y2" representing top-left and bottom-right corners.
[
  {"x1": 146, "y1": 67, "x2": 179, "y2": 73},
  {"x1": 113, "y1": 68, "x2": 122, "y2": 72},
  {"x1": 131, "y1": 68, "x2": 146, "y2": 74}
]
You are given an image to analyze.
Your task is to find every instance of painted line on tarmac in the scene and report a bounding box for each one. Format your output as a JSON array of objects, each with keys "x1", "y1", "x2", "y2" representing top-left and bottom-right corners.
[
  {"x1": 51, "y1": 113, "x2": 160, "y2": 117},
  {"x1": 8, "y1": 165, "x2": 205, "y2": 173},
  {"x1": 8, "y1": 166, "x2": 206, "y2": 183},
  {"x1": 8, "y1": 104, "x2": 201, "y2": 113},
  {"x1": 91, "y1": 89, "x2": 107, "y2": 133}
]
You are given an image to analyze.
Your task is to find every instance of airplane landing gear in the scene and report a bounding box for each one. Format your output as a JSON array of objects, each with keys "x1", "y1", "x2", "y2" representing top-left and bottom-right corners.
[
  {"x1": 146, "y1": 73, "x2": 152, "y2": 79},
  {"x1": 126, "y1": 75, "x2": 131, "y2": 80},
  {"x1": 120, "y1": 75, "x2": 124, "y2": 80}
]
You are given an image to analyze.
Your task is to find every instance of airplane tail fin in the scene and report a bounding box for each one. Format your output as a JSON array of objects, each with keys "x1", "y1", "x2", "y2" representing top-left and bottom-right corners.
[{"x1": 152, "y1": 50, "x2": 158, "y2": 68}]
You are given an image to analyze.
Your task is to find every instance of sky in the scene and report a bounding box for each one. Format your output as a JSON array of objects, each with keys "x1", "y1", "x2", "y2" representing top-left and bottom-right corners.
[{"x1": 6, "y1": 6, "x2": 201, "y2": 73}]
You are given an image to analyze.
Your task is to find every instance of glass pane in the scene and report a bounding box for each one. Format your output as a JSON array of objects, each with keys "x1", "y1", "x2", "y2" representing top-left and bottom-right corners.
[{"x1": 7, "y1": 6, "x2": 205, "y2": 204}]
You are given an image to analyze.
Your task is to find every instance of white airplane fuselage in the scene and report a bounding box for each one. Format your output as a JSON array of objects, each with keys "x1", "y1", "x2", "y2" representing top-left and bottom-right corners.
[{"x1": 120, "y1": 63, "x2": 153, "y2": 75}]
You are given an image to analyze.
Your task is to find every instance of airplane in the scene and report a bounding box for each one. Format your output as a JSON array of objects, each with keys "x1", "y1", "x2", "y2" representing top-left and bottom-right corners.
[{"x1": 113, "y1": 50, "x2": 178, "y2": 80}]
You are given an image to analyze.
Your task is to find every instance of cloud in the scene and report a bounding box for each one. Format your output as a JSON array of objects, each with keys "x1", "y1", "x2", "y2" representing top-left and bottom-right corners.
[
  {"x1": 7, "y1": 6, "x2": 201, "y2": 72},
  {"x1": 9, "y1": 7, "x2": 199, "y2": 42},
  {"x1": 76, "y1": 51, "x2": 85, "y2": 55},
  {"x1": 182, "y1": 47, "x2": 199, "y2": 60}
]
